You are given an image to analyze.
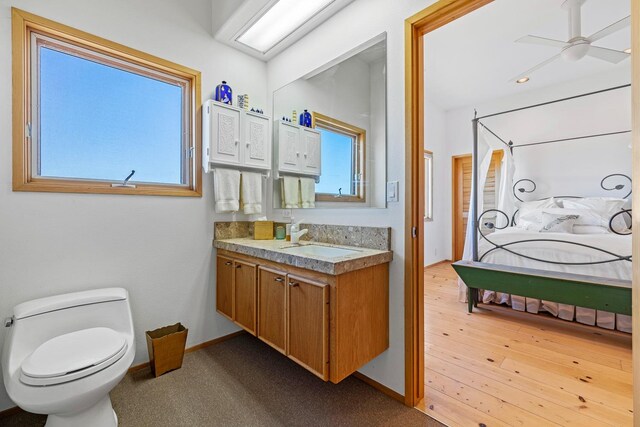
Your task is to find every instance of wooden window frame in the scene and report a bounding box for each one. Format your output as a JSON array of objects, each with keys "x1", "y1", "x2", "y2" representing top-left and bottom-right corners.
[
  {"x1": 12, "y1": 8, "x2": 202, "y2": 197},
  {"x1": 312, "y1": 112, "x2": 366, "y2": 203}
]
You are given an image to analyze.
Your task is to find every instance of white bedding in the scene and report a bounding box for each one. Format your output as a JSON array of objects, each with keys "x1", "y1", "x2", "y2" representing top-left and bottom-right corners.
[{"x1": 477, "y1": 227, "x2": 632, "y2": 332}]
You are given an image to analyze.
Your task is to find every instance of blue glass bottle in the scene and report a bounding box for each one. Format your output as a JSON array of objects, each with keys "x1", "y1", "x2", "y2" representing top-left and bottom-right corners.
[
  {"x1": 299, "y1": 109, "x2": 312, "y2": 127},
  {"x1": 215, "y1": 81, "x2": 233, "y2": 105}
]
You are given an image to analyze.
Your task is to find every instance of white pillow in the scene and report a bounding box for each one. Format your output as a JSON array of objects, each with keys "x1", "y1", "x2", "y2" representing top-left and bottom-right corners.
[
  {"x1": 539, "y1": 212, "x2": 580, "y2": 233},
  {"x1": 515, "y1": 198, "x2": 558, "y2": 229},
  {"x1": 562, "y1": 198, "x2": 627, "y2": 230},
  {"x1": 573, "y1": 225, "x2": 610, "y2": 235},
  {"x1": 541, "y1": 208, "x2": 605, "y2": 227}
]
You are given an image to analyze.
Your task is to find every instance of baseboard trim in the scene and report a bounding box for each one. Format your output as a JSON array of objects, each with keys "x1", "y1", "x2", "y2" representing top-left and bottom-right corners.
[
  {"x1": 424, "y1": 259, "x2": 452, "y2": 269},
  {"x1": 128, "y1": 329, "x2": 246, "y2": 373},
  {"x1": 352, "y1": 371, "x2": 404, "y2": 403}
]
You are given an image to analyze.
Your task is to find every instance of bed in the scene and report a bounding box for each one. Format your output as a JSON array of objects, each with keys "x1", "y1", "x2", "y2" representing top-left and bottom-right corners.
[
  {"x1": 452, "y1": 84, "x2": 633, "y2": 333},
  {"x1": 476, "y1": 225, "x2": 632, "y2": 332}
]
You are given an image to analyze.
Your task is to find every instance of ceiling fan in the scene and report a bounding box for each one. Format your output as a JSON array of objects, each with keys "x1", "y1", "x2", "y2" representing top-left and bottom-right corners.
[{"x1": 511, "y1": 0, "x2": 630, "y2": 82}]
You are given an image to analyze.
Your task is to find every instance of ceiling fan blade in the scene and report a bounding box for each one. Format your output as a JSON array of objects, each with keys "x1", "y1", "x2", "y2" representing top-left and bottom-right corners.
[
  {"x1": 587, "y1": 45, "x2": 629, "y2": 64},
  {"x1": 508, "y1": 54, "x2": 562, "y2": 83},
  {"x1": 588, "y1": 16, "x2": 630, "y2": 42},
  {"x1": 515, "y1": 35, "x2": 568, "y2": 48}
]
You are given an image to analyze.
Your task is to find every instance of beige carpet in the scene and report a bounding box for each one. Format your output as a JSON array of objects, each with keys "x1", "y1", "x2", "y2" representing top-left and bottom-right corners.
[{"x1": 2, "y1": 334, "x2": 440, "y2": 426}]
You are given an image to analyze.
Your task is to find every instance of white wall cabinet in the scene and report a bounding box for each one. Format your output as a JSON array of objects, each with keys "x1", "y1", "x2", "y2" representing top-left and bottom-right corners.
[
  {"x1": 275, "y1": 120, "x2": 321, "y2": 178},
  {"x1": 203, "y1": 100, "x2": 271, "y2": 172}
]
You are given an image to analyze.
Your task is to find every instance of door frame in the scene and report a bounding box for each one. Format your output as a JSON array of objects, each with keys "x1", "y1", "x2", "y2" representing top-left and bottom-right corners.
[
  {"x1": 404, "y1": 0, "x2": 639, "y2": 417},
  {"x1": 451, "y1": 153, "x2": 471, "y2": 262},
  {"x1": 404, "y1": 0, "x2": 492, "y2": 407}
]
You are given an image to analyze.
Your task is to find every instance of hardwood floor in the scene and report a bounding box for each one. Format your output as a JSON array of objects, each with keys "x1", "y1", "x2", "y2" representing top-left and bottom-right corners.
[{"x1": 416, "y1": 262, "x2": 633, "y2": 427}]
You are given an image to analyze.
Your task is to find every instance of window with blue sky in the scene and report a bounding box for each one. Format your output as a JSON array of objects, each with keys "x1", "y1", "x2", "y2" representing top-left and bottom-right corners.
[
  {"x1": 37, "y1": 45, "x2": 185, "y2": 185},
  {"x1": 316, "y1": 127, "x2": 354, "y2": 195}
]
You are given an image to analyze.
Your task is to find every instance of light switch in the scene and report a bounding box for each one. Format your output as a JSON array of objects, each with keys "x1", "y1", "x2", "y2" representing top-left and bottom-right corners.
[{"x1": 386, "y1": 181, "x2": 399, "y2": 202}]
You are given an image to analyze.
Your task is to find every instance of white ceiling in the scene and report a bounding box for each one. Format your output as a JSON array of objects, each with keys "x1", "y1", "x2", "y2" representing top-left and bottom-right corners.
[{"x1": 424, "y1": 0, "x2": 631, "y2": 111}]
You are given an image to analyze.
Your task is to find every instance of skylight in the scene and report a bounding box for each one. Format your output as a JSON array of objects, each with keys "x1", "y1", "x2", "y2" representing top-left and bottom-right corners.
[{"x1": 236, "y1": 0, "x2": 335, "y2": 54}]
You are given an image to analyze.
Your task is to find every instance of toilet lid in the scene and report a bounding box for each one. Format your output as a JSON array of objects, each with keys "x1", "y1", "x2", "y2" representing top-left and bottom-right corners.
[{"x1": 21, "y1": 327, "x2": 127, "y2": 386}]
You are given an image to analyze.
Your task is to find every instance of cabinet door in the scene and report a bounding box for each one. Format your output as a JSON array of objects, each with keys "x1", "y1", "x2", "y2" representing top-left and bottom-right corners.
[
  {"x1": 216, "y1": 255, "x2": 234, "y2": 320},
  {"x1": 233, "y1": 260, "x2": 257, "y2": 335},
  {"x1": 257, "y1": 267, "x2": 287, "y2": 353},
  {"x1": 278, "y1": 121, "x2": 301, "y2": 172},
  {"x1": 210, "y1": 102, "x2": 241, "y2": 165},
  {"x1": 301, "y1": 127, "x2": 321, "y2": 175},
  {"x1": 243, "y1": 112, "x2": 271, "y2": 169},
  {"x1": 287, "y1": 275, "x2": 329, "y2": 380}
]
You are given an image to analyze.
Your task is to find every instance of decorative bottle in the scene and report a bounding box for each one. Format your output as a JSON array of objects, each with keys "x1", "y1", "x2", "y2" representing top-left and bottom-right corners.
[
  {"x1": 214, "y1": 81, "x2": 232, "y2": 105},
  {"x1": 299, "y1": 109, "x2": 312, "y2": 127}
]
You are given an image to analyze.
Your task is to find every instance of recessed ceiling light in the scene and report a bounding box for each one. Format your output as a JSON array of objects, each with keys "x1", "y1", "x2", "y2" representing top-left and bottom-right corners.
[
  {"x1": 624, "y1": 48, "x2": 631, "y2": 54},
  {"x1": 237, "y1": 0, "x2": 335, "y2": 54},
  {"x1": 516, "y1": 77, "x2": 530, "y2": 84}
]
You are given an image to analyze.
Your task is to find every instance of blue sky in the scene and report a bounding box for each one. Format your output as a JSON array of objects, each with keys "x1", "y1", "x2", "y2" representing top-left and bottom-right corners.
[
  {"x1": 39, "y1": 47, "x2": 184, "y2": 184},
  {"x1": 316, "y1": 128, "x2": 353, "y2": 195}
]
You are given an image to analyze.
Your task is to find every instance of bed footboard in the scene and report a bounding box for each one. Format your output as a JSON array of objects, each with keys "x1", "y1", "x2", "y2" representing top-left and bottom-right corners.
[{"x1": 452, "y1": 261, "x2": 632, "y2": 315}]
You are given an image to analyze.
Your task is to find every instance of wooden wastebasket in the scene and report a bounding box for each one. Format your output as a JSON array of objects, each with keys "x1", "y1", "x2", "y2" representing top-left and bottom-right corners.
[{"x1": 145, "y1": 323, "x2": 188, "y2": 377}]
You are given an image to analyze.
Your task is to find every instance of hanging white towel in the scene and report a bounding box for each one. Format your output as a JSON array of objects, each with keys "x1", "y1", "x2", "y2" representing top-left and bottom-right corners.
[
  {"x1": 281, "y1": 176, "x2": 300, "y2": 209},
  {"x1": 241, "y1": 172, "x2": 262, "y2": 214},
  {"x1": 213, "y1": 168, "x2": 240, "y2": 213},
  {"x1": 300, "y1": 177, "x2": 316, "y2": 208}
]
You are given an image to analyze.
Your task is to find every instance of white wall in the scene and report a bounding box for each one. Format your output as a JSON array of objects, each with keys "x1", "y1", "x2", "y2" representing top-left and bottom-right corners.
[
  {"x1": 0, "y1": 0, "x2": 268, "y2": 411},
  {"x1": 266, "y1": 0, "x2": 436, "y2": 396},
  {"x1": 424, "y1": 99, "x2": 449, "y2": 266},
  {"x1": 369, "y1": 59, "x2": 387, "y2": 208}
]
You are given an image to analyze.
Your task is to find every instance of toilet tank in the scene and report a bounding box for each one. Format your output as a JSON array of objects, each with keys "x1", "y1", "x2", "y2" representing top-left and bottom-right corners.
[{"x1": 3, "y1": 288, "x2": 134, "y2": 375}]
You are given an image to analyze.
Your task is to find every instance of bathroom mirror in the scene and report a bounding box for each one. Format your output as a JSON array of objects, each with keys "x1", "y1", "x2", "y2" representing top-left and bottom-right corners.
[{"x1": 272, "y1": 34, "x2": 387, "y2": 209}]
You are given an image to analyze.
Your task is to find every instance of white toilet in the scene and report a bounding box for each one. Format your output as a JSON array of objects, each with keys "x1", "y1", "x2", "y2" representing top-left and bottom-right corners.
[{"x1": 2, "y1": 288, "x2": 135, "y2": 427}]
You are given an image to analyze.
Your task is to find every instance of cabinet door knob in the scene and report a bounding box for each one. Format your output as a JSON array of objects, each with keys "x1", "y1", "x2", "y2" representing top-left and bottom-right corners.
[
  {"x1": 289, "y1": 282, "x2": 299, "y2": 287},
  {"x1": 224, "y1": 261, "x2": 232, "y2": 266},
  {"x1": 275, "y1": 277, "x2": 284, "y2": 283},
  {"x1": 235, "y1": 265, "x2": 242, "y2": 269},
  {"x1": 235, "y1": 140, "x2": 239, "y2": 145}
]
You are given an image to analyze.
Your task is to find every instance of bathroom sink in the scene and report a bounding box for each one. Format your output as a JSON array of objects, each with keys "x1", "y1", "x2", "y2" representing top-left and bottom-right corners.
[{"x1": 282, "y1": 245, "x2": 359, "y2": 258}]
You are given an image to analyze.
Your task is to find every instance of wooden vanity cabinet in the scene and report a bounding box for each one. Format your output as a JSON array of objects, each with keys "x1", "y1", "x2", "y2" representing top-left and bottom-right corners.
[
  {"x1": 215, "y1": 255, "x2": 257, "y2": 335},
  {"x1": 216, "y1": 249, "x2": 389, "y2": 384},
  {"x1": 257, "y1": 267, "x2": 287, "y2": 354}
]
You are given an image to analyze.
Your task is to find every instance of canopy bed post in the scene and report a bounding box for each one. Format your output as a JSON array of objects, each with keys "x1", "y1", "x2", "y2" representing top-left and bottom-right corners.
[{"x1": 470, "y1": 113, "x2": 480, "y2": 312}]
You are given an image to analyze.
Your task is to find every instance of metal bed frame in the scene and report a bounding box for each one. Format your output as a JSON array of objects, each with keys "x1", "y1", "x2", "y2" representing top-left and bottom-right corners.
[{"x1": 452, "y1": 84, "x2": 633, "y2": 316}]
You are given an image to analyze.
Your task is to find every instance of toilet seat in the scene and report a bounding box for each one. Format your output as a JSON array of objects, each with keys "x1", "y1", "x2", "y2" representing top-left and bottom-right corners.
[{"x1": 20, "y1": 327, "x2": 127, "y2": 386}]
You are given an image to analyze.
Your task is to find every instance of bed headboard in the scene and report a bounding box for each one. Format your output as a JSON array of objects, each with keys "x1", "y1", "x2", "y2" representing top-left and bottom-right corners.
[
  {"x1": 513, "y1": 173, "x2": 632, "y2": 202},
  {"x1": 508, "y1": 173, "x2": 632, "y2": 235}
]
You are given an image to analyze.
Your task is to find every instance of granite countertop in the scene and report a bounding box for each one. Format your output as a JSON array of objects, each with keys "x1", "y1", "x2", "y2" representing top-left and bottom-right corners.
[{"x1": 214, "y1": 238, "x2": 393, "y2": 275}]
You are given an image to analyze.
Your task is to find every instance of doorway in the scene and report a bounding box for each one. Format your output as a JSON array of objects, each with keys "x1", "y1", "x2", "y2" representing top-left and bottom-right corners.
[
  {"x1": 451, "y1": 151, "x2": 503, "y2": 261},
  {"x1": 405, "y1": 0, "x2": 637, "y2": 422}
]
